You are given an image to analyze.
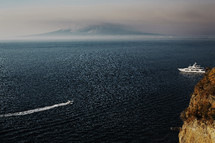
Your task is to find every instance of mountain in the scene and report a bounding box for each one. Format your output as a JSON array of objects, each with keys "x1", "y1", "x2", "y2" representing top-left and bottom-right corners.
[
  {"x1": 34, "y1": 23, "x2": 159, "y2": 37},
  {"x1": 179, "y1": 68, "x2": 215, "y2": 143}
]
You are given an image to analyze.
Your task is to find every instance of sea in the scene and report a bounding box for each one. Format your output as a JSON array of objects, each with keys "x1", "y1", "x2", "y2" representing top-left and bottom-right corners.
[{"x1": 0, "y1": 39, "x2": 215, "y2": 143}]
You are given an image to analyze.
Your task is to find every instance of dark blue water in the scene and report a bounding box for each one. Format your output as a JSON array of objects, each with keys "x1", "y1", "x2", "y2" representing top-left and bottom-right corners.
[{"x1": 0, "y1": 40, "x2": 215, "y2": 143}]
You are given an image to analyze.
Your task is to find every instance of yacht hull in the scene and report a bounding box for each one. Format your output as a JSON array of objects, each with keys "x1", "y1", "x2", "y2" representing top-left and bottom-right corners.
[{"x1": 178, "y1": 68, "x2": 205, "y2": 73}]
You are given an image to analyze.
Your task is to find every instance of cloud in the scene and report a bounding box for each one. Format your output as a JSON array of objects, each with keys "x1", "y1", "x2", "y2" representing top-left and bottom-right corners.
[
  {"x1": 0, "y1": 1, "x2": 215, "y2": 37},
  {"x1": 159, "y1": 2, "x2": 215, "y2": 35}
]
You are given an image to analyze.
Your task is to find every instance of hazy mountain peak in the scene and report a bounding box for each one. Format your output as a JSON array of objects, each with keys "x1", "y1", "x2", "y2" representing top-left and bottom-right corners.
[{"x1": 33, "y1": 23, "x2": 160, "y2": 37}]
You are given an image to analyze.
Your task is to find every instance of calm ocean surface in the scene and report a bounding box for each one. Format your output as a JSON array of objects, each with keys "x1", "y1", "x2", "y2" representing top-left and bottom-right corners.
[{"x1": 0, "y1": 39, "x2": 215, "y2": 143}]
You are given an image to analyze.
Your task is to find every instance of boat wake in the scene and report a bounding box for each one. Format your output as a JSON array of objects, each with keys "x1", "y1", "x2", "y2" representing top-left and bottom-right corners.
[{"x1": 0, "y1": 100, "x2": 73, "y2": 117}]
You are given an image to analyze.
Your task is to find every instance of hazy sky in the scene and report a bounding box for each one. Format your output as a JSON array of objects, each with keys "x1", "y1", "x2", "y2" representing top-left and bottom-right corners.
[{"x1": 0, "y1": 0, "x2": 215, "y2": 37}]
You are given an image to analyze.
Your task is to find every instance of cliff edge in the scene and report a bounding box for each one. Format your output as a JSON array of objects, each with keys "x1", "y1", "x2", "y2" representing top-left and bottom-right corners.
[{"x1": 179, "y1": 68, "x2": 215, "y2": 143}]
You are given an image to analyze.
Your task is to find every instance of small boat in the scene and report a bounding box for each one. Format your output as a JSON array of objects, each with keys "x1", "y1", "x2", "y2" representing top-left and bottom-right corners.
[
  {"x1": 178, "y1": 62, "x2": 205, "y2": 73},
  {"x1": 67, "y1": 100, "x2": 73, "y2": 104}
]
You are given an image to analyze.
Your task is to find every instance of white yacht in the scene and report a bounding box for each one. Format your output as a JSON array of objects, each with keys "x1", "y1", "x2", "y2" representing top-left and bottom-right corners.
[{"x1": 178, "y1": 62, "x2": 205, "y2": 73}]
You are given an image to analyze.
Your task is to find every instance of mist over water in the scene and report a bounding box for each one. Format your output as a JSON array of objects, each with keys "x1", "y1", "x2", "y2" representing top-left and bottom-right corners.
[{"x1": 0, "y1": 40, "x2": 215, "y2": 142}]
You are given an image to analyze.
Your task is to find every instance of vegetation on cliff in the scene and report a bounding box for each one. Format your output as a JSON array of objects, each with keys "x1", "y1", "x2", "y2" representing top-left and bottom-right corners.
[{"x1": 180, "y1": 68, "x2": 215, "y2": 124}]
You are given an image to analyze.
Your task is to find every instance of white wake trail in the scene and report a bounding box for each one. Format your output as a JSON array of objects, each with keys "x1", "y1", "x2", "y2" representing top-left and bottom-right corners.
[{"x1": 0, "y1": 100, "x2": 73, "y2": 117}]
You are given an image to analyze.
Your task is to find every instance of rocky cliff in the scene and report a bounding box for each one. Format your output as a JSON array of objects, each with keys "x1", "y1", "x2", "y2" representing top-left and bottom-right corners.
[{"x1": 179, "y1": 68, "x2": 215, "y2": 143}]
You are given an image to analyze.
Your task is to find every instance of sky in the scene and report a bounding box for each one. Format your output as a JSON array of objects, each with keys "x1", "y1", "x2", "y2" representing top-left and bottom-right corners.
[{"x1": 0, "y1": 0, "x2": 215, "y2": 37}]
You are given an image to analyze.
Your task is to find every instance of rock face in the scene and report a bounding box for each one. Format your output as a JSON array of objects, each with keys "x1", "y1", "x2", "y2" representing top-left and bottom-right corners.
[
  {"x1": 179, "y1": 120, "x2": 215, "y2": 143},
  {"x1": 179, "y1": 68, "x2": 215, "y2": 143}
]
